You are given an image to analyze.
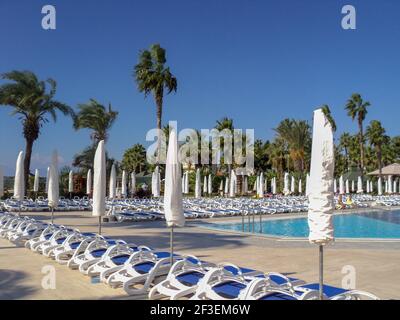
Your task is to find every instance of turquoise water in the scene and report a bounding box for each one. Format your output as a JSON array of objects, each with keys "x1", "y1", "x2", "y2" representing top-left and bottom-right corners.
[{"x1": 208, "y1": 211, "x2": 400, "y2": 239}]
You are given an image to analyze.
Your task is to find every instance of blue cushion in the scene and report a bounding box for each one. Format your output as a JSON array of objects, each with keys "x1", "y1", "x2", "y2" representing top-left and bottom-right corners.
[
  {"x1": 212, "y1": 281, "x2": 247, "y2": 299},
  {"x1": 91, "y1": 248, "x2": 106, "y2": 258},
  {"x1": 70, "y1": 242, "x2": 81, "y2": 249},
  {"x1": 56, "y1": 237, "x2": 66, "y2": 244},
  {"x1": 298, "y1": 283, "x2": 348, "y2": 297},
  {"x1": 259, "y1": 292, "x2": 298, "y2": 300},
  {"x1": 134, "y1": 261, "x2": 155, "y2": 274},
  {"x1": 111, "y1": 254, "x2": 130, "y2": 265},
  {"x1": 45, "y1": 234, "x2": 53, "y2": 240},
  {"x1": 176, "y1": 271, "x2": 204, "y2": 286}
]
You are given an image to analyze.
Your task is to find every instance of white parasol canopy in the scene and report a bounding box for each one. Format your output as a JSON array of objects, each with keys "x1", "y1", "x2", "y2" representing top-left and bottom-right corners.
[
  {"x1": 14, "y1": 151, "x2": 25, "y2": 201},
  {"x1": 290, "y1": 176, "x2": 295, "y2": 194},
  {"x1": 45, "y1": 167, "x2": 50, "y2": 194},
  {"x1": 121, "y1": 170, "x2": 127, "y2": 198},
  {"x1": 48, "y1": 151, "x2": 59, "y2": 208},
  {"x1": 195, "y1": 168, "x2": 201, "y2": 198},
  {"x1": 333, "y1": 179, "x2": 337, "y2": 194},
  {"x1": 86, "y1": 169, "x2": 92, "y2": 195},
  {"x1": 258, "y1": 172, "x2": 264, "y2": 198},
  {"x1": 68, "y1": 170, "x2": 74, "y2": 193},
  {"x1": 298, "y1": 179, "x2": 302, "y2": 194},
  {"x1": 164, "y1": 129, "x2": 184, "y2": 227},
  {"x1": 93, "y1": 140, "x2": 106, "y2": 217},
  {"x1": 339, "y1": 176, "x2": 344, "y2": 195},
  {"x1": 203, "y1": 175, "x2": 208, "y2": 194},
  {"x1": 33, "y1": 169, "x2": 40, "y2": 193},
  {"x1": 283, "y1": 172, "x2": 289, "y2": 195},
  {"x1": 208, "y1": 174, "x2": 212, "y2": 195},
  {"x1": 388, "y1": 175, "x2": 393, "y2": 194},
  {"x1": 224, "y1": 177, "x2": 229, "y2": 194},
  {"x1": 109, "y1": 163, "x2": 116, "y2": 199},
  {"x1": 357, "y1": 176, "x2": 363, "y2": 194},
  {"x1": 308, "y1": 108, "x2": 335, "y2": 245},
  {"x1": 378, "y1": 177, "x2": 382, "y2": 195},
  {"x1": 345, "y1": 179, "x2": 350, "y2": 194},
  {"x1": 131, "y1": 172, "x2": 136, "y2": 195}
]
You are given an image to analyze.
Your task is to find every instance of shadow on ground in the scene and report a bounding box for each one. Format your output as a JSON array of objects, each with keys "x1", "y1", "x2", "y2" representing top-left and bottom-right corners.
[{"x1": 0, "y1": 269, "x2": 37, "y2": 299}]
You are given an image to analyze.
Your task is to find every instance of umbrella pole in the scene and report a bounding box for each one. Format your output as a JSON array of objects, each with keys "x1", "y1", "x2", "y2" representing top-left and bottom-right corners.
[
  {"x1": 170, "y1": 226, "x2": 174, "y2": 266},
  {"x1": 98, "y1": 216, "x2": 102, "y2": 235},
  {"x1": 51, "y1": 207, "x2": 54, "y2": 224},
  {"x1": 319, "y1": 245, "x2": 324, "y2": 300},
  {"x1": 19, "y1": 201, "x2": 21, "y2": 216}
]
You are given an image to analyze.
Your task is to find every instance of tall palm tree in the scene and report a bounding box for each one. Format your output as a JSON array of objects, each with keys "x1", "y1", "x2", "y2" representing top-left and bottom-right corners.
[
  {"x1": 345, "y1": 93, "x2": 371, "y2": 175},
  {"x1": 73, "y1": 99, "x2": 118, "y2": 144},
  {"x1": 215, "y1": 117, "x2": 234, "y2": 173},
  {"x1": 134, "y1": 44, "x2": 177, "y2": 162},
  {"x1": 366, "y1": 120, "x2": 389, "y2": 178},
  {"x1": 320, "y1": 105, "x2": 337, "y2": 132},
  {"x1": 274, "y1": 119, "x2": 311, "y2": 172},
  {"x1": 339, "y1": 132, "x2": 352, "y2": 170},
  {"x1": 0, "y1": 71, "x2": 73, "y2": 192},
  {"x1": 121, "y1": 144, "x2": 147, "y2": 173}
]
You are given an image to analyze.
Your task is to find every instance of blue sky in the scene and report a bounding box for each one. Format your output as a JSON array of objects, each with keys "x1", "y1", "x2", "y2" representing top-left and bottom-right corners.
[{"x1": 1, "y1": 0, "x2": 400, "y2": 175}]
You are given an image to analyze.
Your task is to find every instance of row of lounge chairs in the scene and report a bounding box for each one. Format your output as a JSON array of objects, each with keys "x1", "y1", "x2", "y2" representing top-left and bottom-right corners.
[{"x1": 0, "y1": 211, "x2": 379, "y2": 300}]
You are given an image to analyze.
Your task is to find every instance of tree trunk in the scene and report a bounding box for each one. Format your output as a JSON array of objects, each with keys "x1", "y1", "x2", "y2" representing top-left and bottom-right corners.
[
  {"x1": 377, "y1": 145, "x2": 382, "y2": 179},
  {"x1": 358, "y1": 120, "x2": 364, "y2": 177},
  {"x1": 24, "y1": 137, "x2": 34, "y2": 196},
  {"x1": 155, "y1": 89, "x2": 163, "y2": 164}
]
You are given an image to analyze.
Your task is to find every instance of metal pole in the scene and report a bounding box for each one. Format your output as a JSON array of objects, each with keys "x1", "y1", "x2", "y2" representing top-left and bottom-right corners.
[
  {"x1": 19, "y1": 201, "x2": 21, "y2": 216},
  {"x1": 242, "y1": 214, "x2": 244, "y2": 232},
  {"x1": 252, "y1": 214, "x2": 255, "y2": 233},
  {"x1": 319, "y1": 245, "x2": 324, "y2": 300},
  {"x1": 259, "y1": 214, "x2": 262, "y2": 233},
  {"x1": 51, "y1": 207, "x2": 54, "y2": 224},
  {"x1": 170, "y1": 226, "x2": 174, "y2": 266},
  {"x1": 99, "y1": 216, "x2": 102, "y2": 235}
]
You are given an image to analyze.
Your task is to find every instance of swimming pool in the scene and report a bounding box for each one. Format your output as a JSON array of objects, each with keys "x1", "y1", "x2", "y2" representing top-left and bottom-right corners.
[{"x1": 206, "y1": 210, "x2": 400, "y2": 239}]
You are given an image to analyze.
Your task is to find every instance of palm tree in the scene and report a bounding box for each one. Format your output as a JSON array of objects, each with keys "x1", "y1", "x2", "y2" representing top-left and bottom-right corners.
[
  {"x1": 345, "y1": 93, "x2": 371, "y2": 175},
  {"x1": 73, "y1": 99, "x2": 118, "y2": 144},
  {"x1": 339, "y1": 132, "x2": 352, "y2": 170},
  {"x1": 134, "y1": 44, "x2": 177, "y2": 161},
  {"x1": 274, "y1": 119, "x2": 311, "y2": 172},
  {"x1": 121, "y1": 144, "x2": 147, "y2": 173},
  {"x1": 366, "y1": 120, "x2": 389, "y2": 178},
  {"x1": 215, "y1": 117, "x2": 234, "y2": 173},
  {"x1": 0, "y1": 71, "x2": 73, "y2": 192},
  {"x1": 320, "y1": 105, "x2": 337, "y2": 132}
]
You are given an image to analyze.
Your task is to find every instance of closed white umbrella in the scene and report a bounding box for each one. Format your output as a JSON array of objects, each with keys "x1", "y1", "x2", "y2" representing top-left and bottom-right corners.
[
  {"x1": 121, "y1": 170, "x2": 127, "y2": 198},
  {"x1": 208, "y1": 174, "x2": 212, "y2": 195},
  {"x1": 203, "y1": 175, "x2": 208, "y2": 195},
  {"x1": 164, "y1": 129, "x2": 184, "y2": 264},
  {"x1": 48, "y1": 150, "x2": 59, "y2": 223},
  {"x1": 345, "y1": 180, "x2": 350, "y2": 194},
  {"x1": 181, "y1": 173, "x2": 185, "y2": 193},
  {"x1": 339, "y1": 176, "x2": 344, "y2": 195},
  {"x1": 357, "y1": 176, "x2": 363, "y2": 194},
  {"x1": 153, "y1": 166, "x2": 161, "y2": 197},
  {"x1": 0, "y1": 166, "x2": 4, "y2": 198},
  {"x1": 33, "y1": 169, "x2": 40, "y2": 193},
  {"x1": 307, "y1": 108, "x2": 335, "y2": 300},
  {"x1": 370, "y1": 180, "x2": 373, "y2": 193},
  {"x1": 195, "y1": 168, "x2": 201, "y2": 198},
  {"x1": 290, "y1": 176, "x2": 295, "y2": 194},
  {"x1": 185, "y1": 172, "x2": 189, "y2": 194},
  {"x1": 14, "y1": 151, "x2": 25, "y2": 203},
  {"x1": 283, "y1": 172, "x2": 289, "y2": 195},
  {"x1": 258, "y1": 172, "x2": 264, "y2": 198},
  {"x1": 351, "y1": 180, "x2": 354, "y2": 193},
  {"x1": 229, "y1": 170, "x2": 236, "y2": 197},
  {"x1": 86, "y1": 169, "x2": 92, "y2": 195},
  {"x1": 255, "y1": 176, "x2": 260, "y2": 195},
  {"x1": 388, "y1": 175, "x2": 393, "y2": 194},
  {"x1": 224, "y1": 177, "x2": 229, "y2": 195},
  {"x1": 93, "y1": 140, "x2": 106, "y2": 234},
  {"x1": 366, "y1": 180, "x2": 370, "y2": 193},
  {"x1": 378, "y1": 177, "x2": 382, "y2": 195},
  {"x1": 333, "y1": 179, "x2": 337, "y2": 194},
  {"x1": 394, "y1": 179, "x2": 397, "y2": 194},
  {"x1": 305, "y1": 173, "x2": 310, "y2": 196},
  {"x1": 68, "y1": 170, "x2": 74, "y2": 194},
  {"x1": 272, "y1": 177, "x2": 277, "y2": 195},
  {"x1": 219, "y1": 180, "x2": 224, "y2": 193},
  {"x1": 130, "y1": 172, "x2": 136, "y2": 195},
  {"x1": 298, "y1": 179, "x2": 302, "y2": 194},
  {"x1": 109, "y1": 163, "x2": 116, "y2": 199},
  {"x1": 45, "y1": 167, "x2": 50, "y2": 194},
  {"x1": 385, "y1": 179, "x2": 388, "y2": 193},
  {"x1": 243, "y1": 176, "x2": 248, "y2": 194}
]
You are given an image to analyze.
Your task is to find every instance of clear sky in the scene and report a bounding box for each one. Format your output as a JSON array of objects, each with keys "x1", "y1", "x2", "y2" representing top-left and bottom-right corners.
[{"x1": 1, "y1": 0, "x2": 400, "y2": 175}]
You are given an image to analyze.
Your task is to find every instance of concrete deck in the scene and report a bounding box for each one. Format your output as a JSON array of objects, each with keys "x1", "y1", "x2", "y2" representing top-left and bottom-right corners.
[{"x1": 0, "y1": 211, "x2": 399, "y2": 299}]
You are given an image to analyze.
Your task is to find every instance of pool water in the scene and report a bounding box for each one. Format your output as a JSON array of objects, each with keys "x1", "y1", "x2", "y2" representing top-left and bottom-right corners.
[{"x1": 208, "y1": 210, "x2": 400, "y2": 239}]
